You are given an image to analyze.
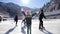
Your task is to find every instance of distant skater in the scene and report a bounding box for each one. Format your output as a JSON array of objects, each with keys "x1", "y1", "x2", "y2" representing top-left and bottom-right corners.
[
  {"x1": 14, "y1": 15, "x2": 18, "y2": 26},
  {"x1": 39, "y1": 9, "x2": 46, "y2": 29}
]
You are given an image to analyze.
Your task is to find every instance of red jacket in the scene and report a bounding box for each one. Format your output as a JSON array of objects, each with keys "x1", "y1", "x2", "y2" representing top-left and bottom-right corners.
[{"x1": 14, "y1": 15, "x2": 18, "y2": 21}]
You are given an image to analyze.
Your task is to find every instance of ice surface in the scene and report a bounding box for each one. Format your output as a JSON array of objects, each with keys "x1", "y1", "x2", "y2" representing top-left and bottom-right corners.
[{"x1": 0, "y1": 19, "x2": 60, "y2": 34}]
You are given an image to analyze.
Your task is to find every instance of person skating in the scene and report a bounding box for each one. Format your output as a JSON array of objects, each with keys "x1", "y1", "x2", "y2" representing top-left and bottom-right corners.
[
  {"x1": 23, "y1": 11, "x2": 32, "y2": 34},
  {"x1": 39, "y1": 9, "x2": 46, "y2": 29},
  {"x1": 14, "y1": 15, "x2": 18, "y2": 26},
  {"x1": 22, "y1": 11, "x2": 36, "y2": 34}
]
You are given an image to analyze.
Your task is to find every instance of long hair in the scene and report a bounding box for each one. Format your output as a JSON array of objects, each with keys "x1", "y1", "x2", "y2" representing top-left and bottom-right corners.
[{"x1": 26, "y1": 11, "x2": 31, "y2": 16}]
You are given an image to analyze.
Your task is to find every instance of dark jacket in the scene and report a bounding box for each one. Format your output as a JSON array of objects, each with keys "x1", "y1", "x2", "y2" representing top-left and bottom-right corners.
[
  {"x1": 25, "y1": 16, "x2": 32, "y2": 26},
  {"x1": 39, "y1": 12, "x2": 46, "y2": 20},
  {"x1": 14, "y1": 15, "x2": 18, "y2": 21},
  {"x1": 22, "y1": 11, "x2": 36, "y2": 26}
]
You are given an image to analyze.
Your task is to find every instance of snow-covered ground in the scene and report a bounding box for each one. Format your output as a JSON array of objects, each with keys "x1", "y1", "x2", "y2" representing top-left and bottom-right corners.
[{"x1": 0, "y1": 19, "x2": 60, "y2": 34}]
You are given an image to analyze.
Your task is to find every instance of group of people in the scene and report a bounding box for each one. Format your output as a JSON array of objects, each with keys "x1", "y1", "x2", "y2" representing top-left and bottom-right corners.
[{"x1": 14, "y1": 9, "x2": 46, "y2": 34}]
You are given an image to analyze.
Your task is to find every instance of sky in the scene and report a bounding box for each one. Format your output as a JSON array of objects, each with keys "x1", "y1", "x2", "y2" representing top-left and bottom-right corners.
[{"x1": 0, "y1": 0, "x2": 50, "y2": 8}]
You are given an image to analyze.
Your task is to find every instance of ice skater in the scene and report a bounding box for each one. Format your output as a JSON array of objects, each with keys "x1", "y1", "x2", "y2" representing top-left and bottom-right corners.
[
  {"x1": 14, "y1": 14, "x2": 18, "y2": 26},
  {"x1": 22, "y1": 11, "x2": 36, "y2": 34},
  {"x1": 39, "y1": 9, "x2": 46, "y2": 30}
]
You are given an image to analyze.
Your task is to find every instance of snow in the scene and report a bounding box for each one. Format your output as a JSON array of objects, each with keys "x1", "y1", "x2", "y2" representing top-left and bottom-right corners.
[{"x1": 0, "y1": 19, "x2": 60, "y2": 34}]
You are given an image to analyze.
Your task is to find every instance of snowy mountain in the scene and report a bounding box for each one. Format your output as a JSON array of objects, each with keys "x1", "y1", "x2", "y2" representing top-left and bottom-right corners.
[
  {"x1": 0, "y1": 2, "x2": 22, "y2": 19},
  {"x1": 42, "y1": 0, "x2": 60, "y2": 19},
  {"x1": 0, "y1": 2, "x2": 40, "y2": 19}
]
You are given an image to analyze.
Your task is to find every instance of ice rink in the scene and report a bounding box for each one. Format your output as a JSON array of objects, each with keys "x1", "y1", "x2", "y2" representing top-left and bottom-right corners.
[{"x1": 0, "y1": 19, "x2": 60, "y2": 34}]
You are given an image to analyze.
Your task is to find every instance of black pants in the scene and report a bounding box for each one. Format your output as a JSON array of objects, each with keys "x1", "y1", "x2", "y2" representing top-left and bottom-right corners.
[
  {"x1": 15, "y1": 20, "x2": 18, "y2": 26},
  {"x1": 39, "y1": 19, "x2": 43, "y2": 28},
  {"x1": 27, "y1": 25, "x2": 31, "y2": 34}
]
